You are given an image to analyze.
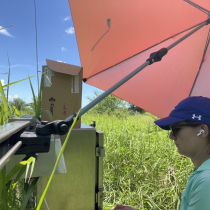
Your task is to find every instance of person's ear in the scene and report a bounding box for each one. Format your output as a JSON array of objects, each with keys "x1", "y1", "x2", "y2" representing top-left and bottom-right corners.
[{"x1": 199, "y1": 124, "x2": 209, "y2": 137}]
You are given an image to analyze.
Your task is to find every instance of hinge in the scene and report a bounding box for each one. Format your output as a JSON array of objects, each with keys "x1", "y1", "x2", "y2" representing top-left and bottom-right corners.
[
  {"x1": 95, "y1": 188, "x2": 103, "y2": 204},
  {"x1": 96, "y1": 147, "x2": 105, "y2": 157}
]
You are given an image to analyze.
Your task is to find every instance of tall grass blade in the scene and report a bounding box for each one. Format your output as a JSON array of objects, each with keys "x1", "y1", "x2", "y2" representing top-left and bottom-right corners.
[
  {"x1": 28, "y1": 157, "x2": 36, "y2": 183},
  {"x1": 12, "y1": 105, "x2": 20, "y2": 118},
  {"x1": 36, "y1": 74, "x2": 43, "y2": 119},
  {"x1": 36, "y1": 110, "x2": 81, "y2": 210},
  {"x1": 25, "y1": 160, "x2": 31, "y2": 183},
  {"x1": 44, "y1": 74, "x2": 52, "y2": 86},
  {"x1": 8, "y1": 103, "x2": 15, "y2": 117},
  {"x1": 28, "y1": 72, "x2": 43, "y2": 119},
  {"x1": 0, "y1": 166, "x2": 8, "y2": 210},
  {"x1": 0, "y1": 105, "x2": 4, "y2": 125},
  {"x1": 12, "y1": 166, "x2": 27, "y2": 190},
  {"x1": 6, "y1": 52, "x2": 11, "y2": 102},
  {"x1": 5, "y1": 157, "x2": 34, "y2": 190},
  {"x1": 42, "y1": 110, "x2": 53, "y2": 122},
  {"x1": 19, "y1": 177, "x2": 39, "y2": 210},
  {"x1": 42, "y1": 110, "x2": 55, "y2": 159},
  {"x1": 28, "y1": 72, "x2": 37, "y2": 117},
  {"x1": 0, "y1": 78, "x2": 9, "y2": 119},
  {"x1": 3, "y1": 74, "x2": 39, "y2": 88},
  {"x1": 6, "y1": 161, "x2": 27, "y2": 183}
]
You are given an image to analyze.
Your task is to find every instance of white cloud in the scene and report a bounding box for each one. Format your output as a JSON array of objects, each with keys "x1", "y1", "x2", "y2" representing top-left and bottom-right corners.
[
  {"x1": 61, "y1": 47, "x2": 67, "y2": 52},
  {"x1": 1, "y1": 80, "x2": 4, "y2": 86},
  {"x1": 8, "y1": 94, "x2": 18, "y2": 99},
  {"x1": 64, "y1": 16, "x2": 70, "y2": 21},
  {"x1": 56, "y1": 60, "x2": 66, "y2": 63},
  {"x1": 0, "y1": 25, "x2": 14, "y2": 37},
  {"x1": 65, "y1": 27, "x2": 75, "y2": 34}
]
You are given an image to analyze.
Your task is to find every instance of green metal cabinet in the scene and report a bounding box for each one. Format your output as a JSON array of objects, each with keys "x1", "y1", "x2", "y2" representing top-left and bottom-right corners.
[{"x1": 36, "y1": 123, "x2": 104, "y2": 210}]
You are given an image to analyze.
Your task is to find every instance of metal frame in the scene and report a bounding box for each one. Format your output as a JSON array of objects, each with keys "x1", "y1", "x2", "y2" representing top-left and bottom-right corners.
[
  {"x1": 0, "y1": 121, "x2": 30, "y2": 170},
  {"x1": 0, "y1": 141, "x2": 22, "y2": 171}
]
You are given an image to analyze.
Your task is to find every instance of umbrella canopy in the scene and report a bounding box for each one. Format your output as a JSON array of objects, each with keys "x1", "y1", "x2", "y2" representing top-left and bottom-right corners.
[{"x1": 68, "y1": 0, "x2": 210, "y2": 118}]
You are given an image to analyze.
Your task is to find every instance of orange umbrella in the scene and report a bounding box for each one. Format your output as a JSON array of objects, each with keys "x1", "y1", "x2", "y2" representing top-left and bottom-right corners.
[{"x1": 68, "y1": 0, "x2": 210, "y2": 118}]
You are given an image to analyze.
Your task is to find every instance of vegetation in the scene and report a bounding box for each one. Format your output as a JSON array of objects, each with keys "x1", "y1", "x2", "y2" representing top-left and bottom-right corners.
[
  {"x1": 87, "y1": 90, "x2": 145, "y2": 116},
  {"x1": 9, "y1": 98, "x2": 26, "y2": 111},
  {"x1": 0, "y1": 77, "x2": 38, "y2": 210},
  {"x1": 0, "y1": 84, "x2": 192, "y2": 209},
  {"x1": 0, "y1": 71, "x2": 77, "y2": 210},
  {"x1": 86, "y1": 90, "x2": 128, "y2": 115},
  {"x1": 128, "y1": 104, "x2": 145, "y2": 114},
  {"x1": 82, "y1": 111, "x2": 193, "y2": 210}
]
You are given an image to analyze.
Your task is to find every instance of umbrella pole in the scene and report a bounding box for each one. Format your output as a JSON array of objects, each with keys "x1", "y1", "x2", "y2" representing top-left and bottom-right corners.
[
  {"x1": 79, "y1": 61, "x2": 150, "y2": 116},
  {"x1": 79, "y1": 18, "x2": 210, "y2": 117},
  {"x1": 167, "y1": 20, "x2": 210, "y2": 51}
]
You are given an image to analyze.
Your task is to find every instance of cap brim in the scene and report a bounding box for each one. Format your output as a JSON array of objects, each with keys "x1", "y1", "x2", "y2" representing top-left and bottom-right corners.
[{"x1": 154, "y1": 117, "x2": 186, "y2": 130}]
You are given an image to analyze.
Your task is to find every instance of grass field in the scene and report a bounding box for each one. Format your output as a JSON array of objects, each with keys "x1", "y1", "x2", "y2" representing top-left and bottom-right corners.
[{"x1": 82, "y1": 111, "x2": 193, "y2": 210}]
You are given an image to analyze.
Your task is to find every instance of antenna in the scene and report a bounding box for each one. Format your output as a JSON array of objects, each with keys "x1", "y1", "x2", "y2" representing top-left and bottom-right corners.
[
  {"x1": 0, "y1": 24, "x2": 13, "y2": 31},
  {"x1": 34, "y1": 0, "x2": 39, "y2": 94}
]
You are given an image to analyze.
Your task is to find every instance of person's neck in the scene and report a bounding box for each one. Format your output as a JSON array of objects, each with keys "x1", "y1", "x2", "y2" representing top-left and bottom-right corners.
[{"x1": 191, "y1": 152, "x2": 210, "y2": 169}]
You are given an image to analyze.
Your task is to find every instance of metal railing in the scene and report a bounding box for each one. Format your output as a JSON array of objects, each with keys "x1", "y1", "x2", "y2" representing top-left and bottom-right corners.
[{"x1": 0, "y1": 121, "x2": 30, "y2": 170}]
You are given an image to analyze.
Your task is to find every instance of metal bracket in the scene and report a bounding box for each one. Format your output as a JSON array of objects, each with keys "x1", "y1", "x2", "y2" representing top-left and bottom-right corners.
[
  {"x1": 12, "y1": 132, "x2": 51, "y2": 155},
  {"x1": 35, "y1": 113, "x2": 77, "y2": 135},
  {"x1": 96, "y1": 147, "x2": 105, "y2": 157}
]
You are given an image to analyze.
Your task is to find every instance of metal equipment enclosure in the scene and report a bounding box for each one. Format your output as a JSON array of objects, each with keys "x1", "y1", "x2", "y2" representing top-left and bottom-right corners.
[{"x1": 36, "y1": 123, "x2": 104, "y2": 210}]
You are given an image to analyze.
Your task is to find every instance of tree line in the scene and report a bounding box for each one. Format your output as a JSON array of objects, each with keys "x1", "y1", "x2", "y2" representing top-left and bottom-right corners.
[
  {"x1": 87, "y1": 90, "x2": 145, "y2": 115},
  {"x1": 0, "y1": 91, "x2": 145, "y2": 116}
]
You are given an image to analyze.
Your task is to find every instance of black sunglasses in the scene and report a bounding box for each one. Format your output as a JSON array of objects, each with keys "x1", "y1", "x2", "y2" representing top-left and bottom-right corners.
[{"x1": 170, "y1": 124, "x2": 201, "y2": 137}]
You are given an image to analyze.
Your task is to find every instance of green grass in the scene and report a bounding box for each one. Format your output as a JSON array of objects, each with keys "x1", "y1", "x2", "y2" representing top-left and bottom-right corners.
[
  {"x1": 0, "y1": 72, "x2": 43, "y2": 209},
  {"x1": 82, "y1": 111, "x2": 193, "y2": 210}
]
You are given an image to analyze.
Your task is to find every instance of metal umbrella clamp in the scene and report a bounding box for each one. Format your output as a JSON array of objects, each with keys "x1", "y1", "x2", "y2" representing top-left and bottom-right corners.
[{"x1": 0, "y1": 120, "x2": 51, "y2": 171}]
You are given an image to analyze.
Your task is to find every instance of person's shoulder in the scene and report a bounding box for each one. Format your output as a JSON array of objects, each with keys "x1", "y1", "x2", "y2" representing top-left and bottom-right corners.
[
  {"x1": 198, "y1": 169, "x2": 210, "y2": 178},
  {"x1": 193, "y1": 170, "x2": 210, "y2": 187},
  {"x1": 189, "y1": 170, "x2": 210, "y2": 204}
]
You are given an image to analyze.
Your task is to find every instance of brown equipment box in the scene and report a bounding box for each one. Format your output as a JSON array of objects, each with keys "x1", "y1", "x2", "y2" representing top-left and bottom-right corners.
[{"x1": 41, "y1": 59, "x2": 82, "y2": 127}]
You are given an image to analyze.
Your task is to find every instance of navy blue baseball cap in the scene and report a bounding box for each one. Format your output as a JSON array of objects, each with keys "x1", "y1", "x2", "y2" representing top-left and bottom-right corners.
[{"x1": 154, "y1": 96, "x2": 210, "y2": 130}]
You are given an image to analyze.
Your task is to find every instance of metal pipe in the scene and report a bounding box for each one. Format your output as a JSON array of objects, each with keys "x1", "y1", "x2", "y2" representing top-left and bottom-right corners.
[
  {"x1": 0, "y1": 24, "x2": 13, "y2": 31},
  {"x1": 184, "y1": 0, "x2": 210, "y2": 14},
  {"x1": 0, "y1": 141, "x2": 22, "y2": 171},
  {"x1": 167, "y1": 20, "x2": 209, "y2": 51}
]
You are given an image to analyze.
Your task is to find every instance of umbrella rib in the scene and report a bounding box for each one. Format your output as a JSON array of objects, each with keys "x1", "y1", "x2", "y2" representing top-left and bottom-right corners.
[
  {"x1": 80, "y1": 21, "x2": 209, "y2": 116},
  {"x1": 183, "y1": 0, "x2": 210, "y2": 15},
  {"x1": 189, "y1": 28, "x2": 210, "y2": 96},
  {"x1": 91, "y1": 29, "x2": 110, "y2": 52},
  {"x1": 85, "y1": 20, "x2": 208, "y2": 81}
]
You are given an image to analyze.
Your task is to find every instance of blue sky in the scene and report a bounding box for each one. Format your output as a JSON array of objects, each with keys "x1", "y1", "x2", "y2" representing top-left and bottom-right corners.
[{"x1": 0, "y1": 0, "x2": 100, "y2": 107}]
